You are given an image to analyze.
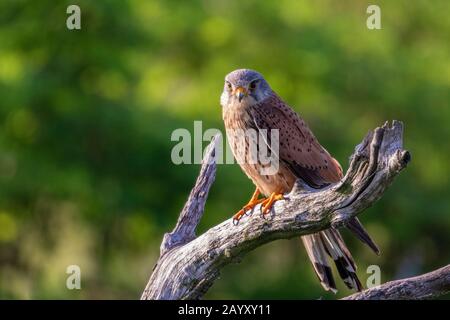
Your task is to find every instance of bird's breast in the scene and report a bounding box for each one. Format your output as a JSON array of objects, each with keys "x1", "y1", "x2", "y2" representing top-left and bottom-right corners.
[
  {"x1": 223, "y1": 104, "x2": 254, "y2": 165},
  {"x1": 222, "y1": 103, "x2": 296, "y2": 196}
]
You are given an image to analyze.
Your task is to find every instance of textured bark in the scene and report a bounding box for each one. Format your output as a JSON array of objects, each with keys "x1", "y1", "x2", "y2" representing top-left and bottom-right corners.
[
  {"x1": 343, "y1": 264, "x2": 450, "y2": 300},
  {"x1": 159, "y1": 135, "x2": 219, "y2": 256},
  {"x1": 141, "y1": 121, "x2": 412, "y2": 300}
]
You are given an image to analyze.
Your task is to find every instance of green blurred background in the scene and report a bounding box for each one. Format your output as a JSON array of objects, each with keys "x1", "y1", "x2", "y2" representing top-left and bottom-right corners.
[{"x1": 0, "y1": 0, "x2": 449, "y2": 299}]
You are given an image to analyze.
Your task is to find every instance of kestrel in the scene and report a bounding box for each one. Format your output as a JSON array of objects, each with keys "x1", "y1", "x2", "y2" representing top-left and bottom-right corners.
[{"x1": 221, "y1": 69, "x2": 379, "y2": 292}]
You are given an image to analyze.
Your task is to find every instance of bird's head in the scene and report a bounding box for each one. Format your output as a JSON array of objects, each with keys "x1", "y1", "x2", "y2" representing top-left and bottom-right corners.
[{"x1": 220, "y1": 69, "x2": 272, "y2": 108}]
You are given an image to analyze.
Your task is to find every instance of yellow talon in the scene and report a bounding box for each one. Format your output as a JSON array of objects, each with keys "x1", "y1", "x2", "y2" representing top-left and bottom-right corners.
[
  {"x1": 232, "y1": 188, "x2": 265, "y2": 223},
  {"x1": 261, "y1": 192, "x2": 284, "y2": 215},
  {"x1": 232, "y1": 189, "x2": 284, "y2": 224}
]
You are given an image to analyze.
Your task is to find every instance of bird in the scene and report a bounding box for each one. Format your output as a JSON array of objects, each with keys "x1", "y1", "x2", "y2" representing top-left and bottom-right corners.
[{"x1": 221, "y1": 68, "x2": 380, "y2": 293}]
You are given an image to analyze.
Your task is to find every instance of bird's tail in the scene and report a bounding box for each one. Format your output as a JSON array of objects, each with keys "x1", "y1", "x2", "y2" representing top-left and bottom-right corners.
[{"x1": 301, "y1": 229, "x2": 363, "y2": 293}]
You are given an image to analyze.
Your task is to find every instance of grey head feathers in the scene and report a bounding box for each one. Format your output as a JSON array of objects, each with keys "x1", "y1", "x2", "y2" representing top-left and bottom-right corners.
[{"x1": 220, "y1": 69, "x2": 272, "y2": 108}]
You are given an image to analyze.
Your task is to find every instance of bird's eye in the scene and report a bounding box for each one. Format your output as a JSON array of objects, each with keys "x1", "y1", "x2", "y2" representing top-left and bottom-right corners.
[
  {"x1": 249, "y1": 80, "x2": 259, "y2": 90},
  {"x1": 226, "y1": 81, "x2": 232, "y2": 90}
]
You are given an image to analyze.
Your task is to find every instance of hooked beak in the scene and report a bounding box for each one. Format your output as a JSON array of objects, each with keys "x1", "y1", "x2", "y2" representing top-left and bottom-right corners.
[{"x1": 235, "y1": 87, "x2": 247, "y2": 102}]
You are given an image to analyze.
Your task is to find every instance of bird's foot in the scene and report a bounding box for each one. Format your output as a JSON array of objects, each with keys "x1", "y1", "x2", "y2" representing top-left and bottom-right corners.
[
  {"x1": 232, "y1": 198, "x2": 266, "y2": 225},
  {"x1": 260, "y1": 192, "x2": 284, "y2": 217}
]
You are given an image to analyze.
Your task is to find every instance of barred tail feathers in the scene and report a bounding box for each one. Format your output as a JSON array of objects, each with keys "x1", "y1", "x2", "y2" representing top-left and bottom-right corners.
[{"x1": 302, "y1": 229, "x2": 363, "y2": 292}]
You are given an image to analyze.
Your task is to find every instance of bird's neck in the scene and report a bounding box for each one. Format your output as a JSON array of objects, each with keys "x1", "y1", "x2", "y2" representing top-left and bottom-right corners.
[{"x1": 222, "y1": 102, "x2": 253, "y2": 132}]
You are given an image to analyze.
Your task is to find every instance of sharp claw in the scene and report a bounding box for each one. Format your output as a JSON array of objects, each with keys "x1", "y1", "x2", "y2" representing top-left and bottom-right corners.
[
  {"x1": 260, "y1": 193, "x2": 284, "y2": 216},
  {"x1": 232, "y1": 209, "x2": 245, "y2": 223},
  {"x1": 231, "y1": 196, "x2": 266, "y2": 225},
  {"x1": 231, "y1": 190, "x2": 284, "y2": 225}
]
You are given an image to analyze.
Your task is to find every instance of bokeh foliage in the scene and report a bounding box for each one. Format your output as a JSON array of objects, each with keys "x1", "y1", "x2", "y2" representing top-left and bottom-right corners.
[{"x1": 0, "y1": 0, "x2": 449, "y2": 299}]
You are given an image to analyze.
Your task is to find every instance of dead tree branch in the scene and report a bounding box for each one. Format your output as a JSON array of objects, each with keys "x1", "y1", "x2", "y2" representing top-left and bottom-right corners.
[
  {"x1": 343, "y1": 264, "x2": 450, "y2": 300},
  {"x1": 141, "y1": 121, "x2": 412, "y2": 300}
]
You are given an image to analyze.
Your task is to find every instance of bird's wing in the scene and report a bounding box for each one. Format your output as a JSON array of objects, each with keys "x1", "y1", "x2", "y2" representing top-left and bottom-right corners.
[{"x1": 248, "y1": 93, "x2": 342, "y2": 188}]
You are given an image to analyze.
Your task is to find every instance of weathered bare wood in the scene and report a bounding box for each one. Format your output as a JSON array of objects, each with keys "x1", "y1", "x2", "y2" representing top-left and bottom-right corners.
[
  {"x1": 159, "y1": 135, "x2": 219, "y2": 256},
  {"x1": 343, "y1": 264, "x2": 450, "y2": 300},
  {"x1": 141, "y1": 121, "x2": 411, "y2": 300}
]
